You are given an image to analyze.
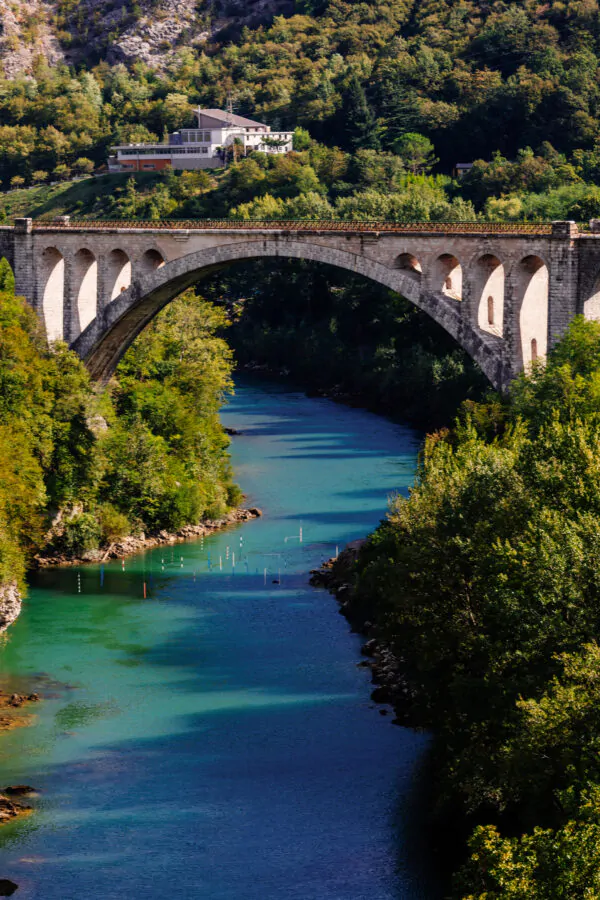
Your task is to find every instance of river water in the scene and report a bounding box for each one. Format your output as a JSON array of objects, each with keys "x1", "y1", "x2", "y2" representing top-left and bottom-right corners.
[{"x1": 0, "y1": 377, "x2": 437, "y2": 899}]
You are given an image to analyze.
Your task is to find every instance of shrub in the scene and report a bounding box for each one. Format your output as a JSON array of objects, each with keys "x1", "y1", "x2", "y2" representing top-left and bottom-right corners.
[
  {"x1": 55, "y1": 513, "x2": 101, "y2": 555},
  {"x1": 97, "y1": 503, "x2": 130, "y2": 544},
  {"x1": 226, "y1": 482, "x2": 244, "y2": 508}
]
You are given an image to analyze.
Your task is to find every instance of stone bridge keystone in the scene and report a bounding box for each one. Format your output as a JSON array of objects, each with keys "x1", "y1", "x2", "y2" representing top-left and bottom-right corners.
[{"x1": 2, "y1": 217, "x2": 598, "y2": 391}]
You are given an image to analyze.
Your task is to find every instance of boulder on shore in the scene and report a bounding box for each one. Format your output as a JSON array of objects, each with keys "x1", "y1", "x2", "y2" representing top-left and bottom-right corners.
[
  {"x1": 2, "y1": 786, "x2": 37, "y2": 797},
  {"x1": 0, "y1": 794, "x2": 32, "y2": 823}
]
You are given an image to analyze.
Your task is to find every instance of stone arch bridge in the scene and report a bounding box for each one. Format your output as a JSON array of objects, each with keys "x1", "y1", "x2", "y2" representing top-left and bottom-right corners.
[{"x1": 2, "y1": 217, "x2": 600, "y2": 391}]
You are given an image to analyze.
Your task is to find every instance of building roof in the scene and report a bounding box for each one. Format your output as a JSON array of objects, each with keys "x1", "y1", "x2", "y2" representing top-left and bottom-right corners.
[{"x1": 196, "y1": 108, "x2": 267, "y2": 128}]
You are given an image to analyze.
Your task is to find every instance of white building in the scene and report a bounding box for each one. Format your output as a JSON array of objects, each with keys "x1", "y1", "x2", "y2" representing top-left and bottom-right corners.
[{"x1": 108, "y1": 108, "x2": 294, "y2": 173}]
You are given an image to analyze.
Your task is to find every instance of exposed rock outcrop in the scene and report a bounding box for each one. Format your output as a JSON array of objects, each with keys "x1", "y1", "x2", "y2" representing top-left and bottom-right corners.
[
  {"x1": 0, "y1": 0, "x2": 65, "y2": 78},
  {"x1": 2, "y1": 786, "x2": 37, "y2": 798},
  {"x1": 0, "y1": 0, "x2": 293, "y2": 75},
  {"x1": 0, "y1": 584, "x2": 21, "y2": 634},
  {"x1": 0, "y1": 795, "x2": 32, "y2": 824},
  {"x1": 0, "y1": 690, "x2": 41, "y2": 733}
]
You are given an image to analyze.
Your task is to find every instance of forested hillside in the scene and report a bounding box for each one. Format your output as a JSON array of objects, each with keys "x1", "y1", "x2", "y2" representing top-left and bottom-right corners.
[{"x1": 0, "y1": 0, "x2": 600, "y2": 201}]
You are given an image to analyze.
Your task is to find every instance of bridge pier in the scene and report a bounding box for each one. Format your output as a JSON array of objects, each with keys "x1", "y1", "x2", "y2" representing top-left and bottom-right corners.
[
  {"x1": 12, "y1": 218, "x2": 35, "y2": 313},
  {"x1": 548, "y1": 220, "x2": 580, "y2": 351},
  {"x1": 63, "y1": 254, "x2": 76, "y2": 344},
  {"x1": 97, "y1": 255, "x2": 111, "y2": 327}
]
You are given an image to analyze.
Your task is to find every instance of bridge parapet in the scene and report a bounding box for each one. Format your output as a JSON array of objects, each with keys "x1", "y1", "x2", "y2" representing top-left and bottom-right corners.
[{"x1": 24, "y1": 217, "x2": 557, "y2": 235}]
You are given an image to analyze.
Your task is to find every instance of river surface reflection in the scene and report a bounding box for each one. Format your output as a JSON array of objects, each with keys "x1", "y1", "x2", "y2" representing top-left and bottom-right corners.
[{"x1": 0, "y1": 376, "x2": 439, "y2": 899}]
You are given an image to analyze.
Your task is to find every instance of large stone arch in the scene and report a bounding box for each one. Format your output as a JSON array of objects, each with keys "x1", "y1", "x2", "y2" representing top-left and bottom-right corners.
[{"x1": 71, "y1": 238, "x2": 511, "y2": 390}]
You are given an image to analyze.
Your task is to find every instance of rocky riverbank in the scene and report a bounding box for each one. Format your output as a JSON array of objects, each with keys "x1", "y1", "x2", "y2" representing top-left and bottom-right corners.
[
  {"x1": 0, "y1": 585, "x2": 21, "y2": 635},
  {"x1": 0, "y1": 690, "x2": 40, "y2": 734},
  {"x1": 310, "y1": 543, "x2": 417, "y2": 724},
  {"x1": 33, "y1": 507, "x2": 262, "y2": 569},
  {"x1": 0, "y1": 787, "x2": 39, "y2": 894}
]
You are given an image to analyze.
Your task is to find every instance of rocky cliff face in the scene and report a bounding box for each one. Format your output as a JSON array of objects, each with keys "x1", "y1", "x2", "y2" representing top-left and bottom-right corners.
[
  {"x1": 0, "y1": 1, "x2": 66, "y2": 78},
  {"x1": 0, "y1": 0, "x2": 293, "y2": 75}
]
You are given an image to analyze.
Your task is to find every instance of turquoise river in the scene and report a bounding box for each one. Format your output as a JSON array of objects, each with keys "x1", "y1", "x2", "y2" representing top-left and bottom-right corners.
[{"x1": 0, "y1": 376, "x2": 439, "y2": 899}]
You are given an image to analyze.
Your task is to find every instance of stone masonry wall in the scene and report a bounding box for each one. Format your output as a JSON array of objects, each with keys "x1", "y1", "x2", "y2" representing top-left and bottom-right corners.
[{"x1": 6, "y1": 221, "x2": 590, "y2": 392}]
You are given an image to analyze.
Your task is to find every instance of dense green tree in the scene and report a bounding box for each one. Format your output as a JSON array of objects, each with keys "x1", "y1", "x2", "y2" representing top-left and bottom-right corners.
[
  {"x1": 393, "y1": 133, "x2": 438, "y2": 175},
  {"x1": 341, "y1": 76, "x2": 381, "y2": 153}
]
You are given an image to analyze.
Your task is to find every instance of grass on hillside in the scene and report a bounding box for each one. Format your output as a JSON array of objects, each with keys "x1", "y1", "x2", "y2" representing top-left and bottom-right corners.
[{"x1": 0, "y1": 173, "x2": 166, "y2": 221}]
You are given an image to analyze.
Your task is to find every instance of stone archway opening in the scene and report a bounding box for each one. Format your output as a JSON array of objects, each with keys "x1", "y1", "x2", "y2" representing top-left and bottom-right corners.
[
  {"x1": 73, "y1": 248, "x2": 97, "y2": 338},
  {"x1": 433, "y1": 254, "x2": 462, "y2": 300},
  {"x1": 475, "y1": 254, "x2": 504, "y2": 337},
  {"x1": 108, "y1": 249, "x2": 132, "y2": 301},
  {"x1": 394, "y1": 253, "x2": 422, "y2": 281},
  {"x1": 40, "y1": 247, "x2": 64, "y2": 342},
  {"x1": 517, "y1": 255, "x2": 548, "y2": 368},
  {"x1": 584, "y1": 273, "x2": 600, "y2": 321},
  {"x1": 139, "y1": 249, "x2": 165, "y2": 277}
]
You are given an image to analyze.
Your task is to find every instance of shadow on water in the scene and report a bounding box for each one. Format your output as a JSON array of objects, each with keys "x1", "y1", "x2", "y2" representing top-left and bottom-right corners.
[
  {"x1": 270, "y1": 450, "x2": 388, "y2": 461},
  {"x1": 390, "y1": 745, "x2": 447, "y2": 900},
  {"x1": 335, "y1": 487, "x2": 408, "y2": 500},
  {"x1": 283, "y1": 509, "x2": 389, "y2": 526}
]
